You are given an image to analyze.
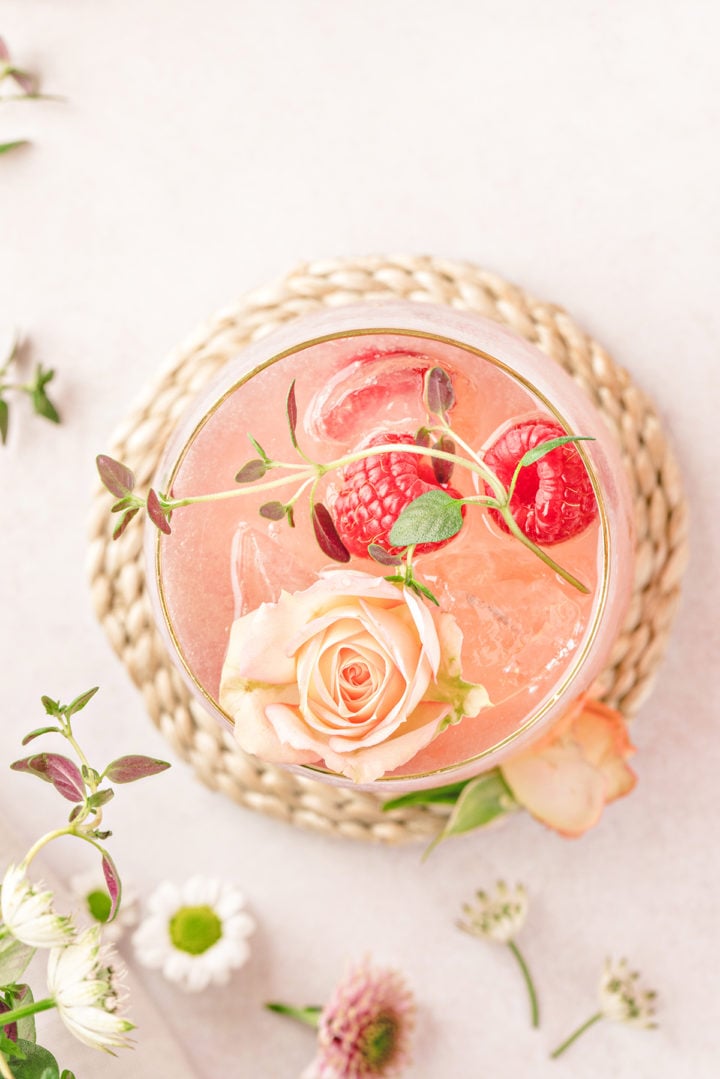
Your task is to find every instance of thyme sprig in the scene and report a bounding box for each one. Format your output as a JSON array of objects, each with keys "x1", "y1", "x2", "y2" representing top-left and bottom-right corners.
[{"x1": 97, "y1": 367, "x2": 593, "y2": 594}]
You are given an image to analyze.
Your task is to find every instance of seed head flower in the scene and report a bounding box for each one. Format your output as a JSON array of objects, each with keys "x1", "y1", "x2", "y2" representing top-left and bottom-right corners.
[
  {"x1": 47, "y1": 926, "x2": 134, "y2": 1053},
  {"x1": 457, "y1": 881, "x2": 538, "y2": 1027},
  {"x1": 1, "y1": 864, "x2": 74, "y2": 948},
  {"x1": 305, "y1": 960, "x2": 415, "y2": 1079},
  {"x1": 457, "y1": 880, "x2": 528, "y2": 944},
  {"x1": 551, "y1": 956, "x2": 658, "y2": 1058},
  {"x1": 599, "y1": 957, "x2": 658, "y2": 1028},
  {"x1": 132, "y1": 876, "x2": 254, "y2": 992}
]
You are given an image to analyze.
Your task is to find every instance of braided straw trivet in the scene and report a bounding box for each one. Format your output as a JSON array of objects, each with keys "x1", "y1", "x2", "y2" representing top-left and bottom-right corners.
[{"x1": 87, "y1": 255, "x2": 688, "y2": 844}]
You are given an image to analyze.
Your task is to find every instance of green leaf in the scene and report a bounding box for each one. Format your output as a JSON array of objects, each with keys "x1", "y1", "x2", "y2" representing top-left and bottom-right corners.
[
  {"x1": 0, "y1": 398, "x2": 9, "y2": 444},
  {"x1": 424, "y1": 770, "x2": 517, "y2": 857},
  {"x1": 406, "y1": 578, "x2": 440, "y2": 606},
  {"x1": 0, "y1": 140, "x2": 29, "y2": 156},
  {"x1": 81, "y1": 764, "x2": 100, "y2": 785},
  {"x1": 15, "y1": 985, "x2": 36, "y2": 1045},
  {"x1": 383, "y1": 780, "x2": 468, "y2": 811},
  {"x1": 517, "y1": 434, "x2": 594, "y2": 470},
  {"x1": 11, "y1": 1041, "x2": 60, "y2": 1079},
  {"x1": 87, "y1": 788, "x2": 114, "y2": 808},
  {"x1": 40, "y1": 697, "x2": 61, "y2": 718},
  {"x1": 60, "y1": 1071, "x2": 77, "y2": 1079},
  {"x1": 247, "y1": 435, "x2": 268, "y2": 462},
  {"x1": 0, "y1": 1030, "x2": 25, "y2": 1060},
  {"x1": 65, "y1": 686, "x2": 99, "y2": 718},
  {"x1": 31, "y1": 389, "x2": 60, "y2": 425},
  {"x1": 0, "y1": 939, "x2": 35, "y2": 985},
  {"x1": 388, "y1": 489, "x2": 464, "y2": 547}
]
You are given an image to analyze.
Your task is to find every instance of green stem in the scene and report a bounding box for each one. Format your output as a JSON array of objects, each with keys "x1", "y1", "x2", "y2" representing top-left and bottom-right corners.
[
  {"x1": 499, "y1": 505, "x2": 589, "y2": 594},
  {"x1": 22, "y1": 827, "x2": 75, "y2": 868},
  {"x1": 264, "y1": 1002, "x2": 322, "y2": 1028},
  {"x1": 507, "y1": 940, "x2": 540, "y2": 1028},
  {"x1": 550, "y1": 1012, "x2": 604, "y2": 1059},
  {"x1": 0, "y1": 997, "x2": 56, "y2": 1026},
  {"x1": 165, "y1": 466, "x2": 316, "y2": 509}
]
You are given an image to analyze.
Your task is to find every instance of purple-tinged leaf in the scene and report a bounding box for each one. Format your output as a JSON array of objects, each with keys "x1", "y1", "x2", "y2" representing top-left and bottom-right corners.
[
  {"x1": 431, "y1": 436, "x2": 455, "y2": 485},
  {"x1": 101, "y1": 853, "x2": 121, "y2": 922},
  {"x1": 235, "y1": 459, "x2": 267, "y2": 483},
  {"x1": 424, "y1": 367, "x2": 456, "y2": 416},
  {"x1": 368, "y1": 543, "x2": 403, "y2": 566},
  {"x1": 21, "y1": 725, "x2": 61, "y2": 746},
  {"x1": 68, "y1": 804, "x2": 83, "y2": 823},
  {"x1": 110, "y1": 496, "x2": 134, "y2": 513},
  {"x1": 10, "y1": 756, "x2": 52, "y2": 782},
  {"x1": 96, "y1": 455, "x2": 135, "y2": 498},
  {"x1": 0, "y1": 997, "x2": 18, "y2": 1043},
  {"x1": 286, "y1": 504, "x2": 295, "y2": 528},
  {"x1": 147, "y1": 489, "x2": 172, "y2": 534},
  {"x1": 259, "y1": 500, "x2": 286, "y2": 521},
  {"x1": 286, "y1": 380, "x2": 298, "y2": 448},
  {"x1": 11, "y1": 70, "x2": 38, "y2": 96},
  {"x1": 28, "y1": 753, "x2": 85, "y2": 803},
  {"x1": 414, "y1": 426, "x2": 431, "y2": 448},
  {"x1": 312, "y1": 503, "x2": 350, "y2": 563},
  {"x1": 0, "y1": 37, "x2": 9, "y2": 62},
  {"x1": 65, "y1": 686, "x2": 99, "y2": 717},
  {"x1": 112, "y1": 507, "x2": 139, "y2": 540},
  {"x1": 104, "y1": 755, "x2": 171, "y2": 783}
]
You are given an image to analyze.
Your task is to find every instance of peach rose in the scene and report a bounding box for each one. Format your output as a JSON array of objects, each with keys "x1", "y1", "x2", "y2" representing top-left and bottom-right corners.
[
  {"x1": 500, "y1": 696, "x2": 636, "y2": 837},
  {"x1": 219, "y1": 570, "x2": 489, "y2": 784}
]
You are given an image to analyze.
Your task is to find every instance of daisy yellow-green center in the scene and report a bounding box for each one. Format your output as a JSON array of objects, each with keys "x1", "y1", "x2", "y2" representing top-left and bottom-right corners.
[
  {"x1": 87, "y1": 888, "x2": 112, "y2": 924},
  {"x1": 360, "y1": 1012, "x2": 399, "y2": 1069},
  {"x1": 169, "y1": 904, "x2": 223, "y2": 955}
]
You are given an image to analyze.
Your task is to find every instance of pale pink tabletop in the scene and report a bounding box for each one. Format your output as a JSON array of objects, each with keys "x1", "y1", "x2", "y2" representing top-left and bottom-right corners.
[{"x1": 1, "y1": 3, "x2": 718, "y2": 1077}]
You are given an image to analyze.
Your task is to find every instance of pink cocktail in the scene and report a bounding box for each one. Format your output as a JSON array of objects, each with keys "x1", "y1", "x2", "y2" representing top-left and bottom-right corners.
[{"x1": 146, "y1": 304, "x2": 634, "y2": 792}]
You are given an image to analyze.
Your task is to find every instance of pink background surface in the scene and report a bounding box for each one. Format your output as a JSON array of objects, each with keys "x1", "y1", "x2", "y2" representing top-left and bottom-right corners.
[{"x1": 1, "y1": 2, "x2": 718, "y2": 1077}]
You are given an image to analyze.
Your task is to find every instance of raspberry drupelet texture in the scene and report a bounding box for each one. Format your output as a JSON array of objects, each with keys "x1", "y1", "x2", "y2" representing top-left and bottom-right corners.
[
  {"x1": 332, "y1": 433, "x2": 465, "y2": 558},
  {"x1": 483, "y1": 417, "x2": 597, "y2": 545}
]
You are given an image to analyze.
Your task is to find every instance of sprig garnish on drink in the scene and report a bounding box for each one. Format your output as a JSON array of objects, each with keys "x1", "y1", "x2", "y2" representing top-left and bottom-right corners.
[{"x1": 97, "y1": 367, "x2": 597, "y2": 595}]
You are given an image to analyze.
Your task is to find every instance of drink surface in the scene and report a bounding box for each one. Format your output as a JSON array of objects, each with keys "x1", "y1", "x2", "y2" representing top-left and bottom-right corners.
[{"x1": 158, "y1": 331, "x2": 603, "y2": 780}]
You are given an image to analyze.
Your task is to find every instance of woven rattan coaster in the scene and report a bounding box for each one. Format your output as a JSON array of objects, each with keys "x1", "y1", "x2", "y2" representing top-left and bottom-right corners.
[{"x1": 87, "y1": 255, "x2": 688, "y2": 844}]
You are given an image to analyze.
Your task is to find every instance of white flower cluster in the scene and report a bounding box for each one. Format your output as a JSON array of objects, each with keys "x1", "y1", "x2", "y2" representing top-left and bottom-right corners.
[
  {"x1": 457, "y1": 881, "x2": 528, "y2": 944},
  {"x1": 599, "y1": 957, "x2": 658, "y2": 1029},
  {"x1": 0, "y1": 864, "x2": 133, "y2": 1052}
]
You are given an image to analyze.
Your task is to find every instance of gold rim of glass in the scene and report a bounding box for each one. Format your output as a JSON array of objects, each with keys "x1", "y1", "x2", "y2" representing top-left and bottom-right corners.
[{"x1": 154, "y1": 327, "x2": 611, "y2": 783}]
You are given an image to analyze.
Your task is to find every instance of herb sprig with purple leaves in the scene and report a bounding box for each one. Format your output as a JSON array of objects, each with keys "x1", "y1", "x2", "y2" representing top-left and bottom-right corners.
[
  {"x1": 97, "y1": 367, "x2": 594, "y2": 595},
  {"x1": 0, "y1": 333, "x2": 61, "y2": 445}
]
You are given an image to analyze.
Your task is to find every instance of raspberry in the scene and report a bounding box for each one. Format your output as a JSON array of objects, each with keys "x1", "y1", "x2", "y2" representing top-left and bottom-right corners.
[
  {"x1": 483, "y1": 417, "x2": 597, "y2": 545},
  {"x1": 332, "y1": 433, "x2": 464, "y2": 558}
]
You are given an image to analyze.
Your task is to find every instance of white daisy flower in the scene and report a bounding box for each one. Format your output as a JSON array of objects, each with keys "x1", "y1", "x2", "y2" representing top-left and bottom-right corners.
[
  {"x1": 47, "y1": 926, "x2": 134, "y2": 1053},
  {"x1": 1, "y1": 864, "x2": 75, "y2": 948},
  {"x1": 132, "y1": 876, "x2": 255, "y2": 993},
  {"x1": 69, "y1": 868, "x2": 139, "y2": 943},
  {"x1": 599, "y1": 957, "x2": 658, "y2": 1028},
  {"x1": 457, "y1": 880, "x2": 528, "y2": 944}
]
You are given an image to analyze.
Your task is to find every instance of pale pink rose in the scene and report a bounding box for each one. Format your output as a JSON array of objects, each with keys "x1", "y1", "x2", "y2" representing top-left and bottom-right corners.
[
  {"x1": 500, "y1": 696, "x2": 637, "y2": 837},
  {"x1": 219, "y1": 570, "x2": 488, "y2": 784}
]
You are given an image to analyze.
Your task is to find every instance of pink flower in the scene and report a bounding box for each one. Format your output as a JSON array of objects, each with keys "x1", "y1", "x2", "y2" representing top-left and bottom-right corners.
[
  {"x1": 304, "y1": 961, "x2": 416, "y2": 1079},
  {"x1": 500, "y1": 696, "x2": 637, "y2": 837},
  {"x1": 219, "y1": 570, "x2": 488, "y2": 783}
]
